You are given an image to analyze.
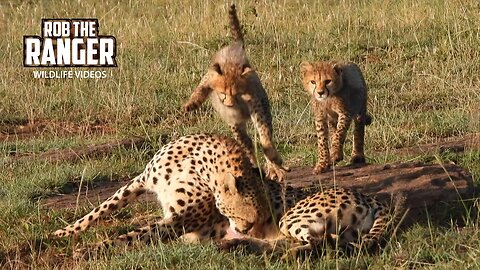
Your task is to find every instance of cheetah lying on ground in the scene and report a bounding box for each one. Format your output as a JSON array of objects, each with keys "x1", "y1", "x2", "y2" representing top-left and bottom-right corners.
[
  {"x1": 52, "y1": 134, "x2": 272, "y2": 251},
  {"x1": 221, "y1": 186, "x2": 405, "y2": 259},
  {"x1": 52, "y1": 133, "x2": 404, "y2": 259}
]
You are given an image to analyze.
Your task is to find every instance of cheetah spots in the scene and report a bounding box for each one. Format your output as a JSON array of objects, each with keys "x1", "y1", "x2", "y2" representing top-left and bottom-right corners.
[
  {"x1": 177, "y1": 199, "x2": 186, "y2": 207},
  {"x1": 176, "y1": 188, "x2": 186, "y2": 193}
]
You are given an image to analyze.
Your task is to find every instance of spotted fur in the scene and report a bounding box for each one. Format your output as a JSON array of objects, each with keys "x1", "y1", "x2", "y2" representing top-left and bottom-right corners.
[
  {"x1": 221, "y1": 186, "x2": 404, "y2": 258},
  {"x1": 52, "y1": 134, "x2": 271, "y2": 250},
  {"x1": 300, "y1": 61, "x2": 372, "y2": 174},
  {"x1": 183, "y1": 4, "x2": 288, "y2": 181},
  {"x1": 52, "y1": 134, "x2": 401, "y2": 257},
  {"x1": 278, "y1": 187, "x2": 397, "y2": 255}
]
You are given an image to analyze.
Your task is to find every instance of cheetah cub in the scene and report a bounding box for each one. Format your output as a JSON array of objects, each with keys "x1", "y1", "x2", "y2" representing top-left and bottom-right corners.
[
  {"x1": 183, "y1": 4, "x2": 288, "y2": 181},
  {"x1": 300, "y1": 61, "x2": 372, "y2": 174}
]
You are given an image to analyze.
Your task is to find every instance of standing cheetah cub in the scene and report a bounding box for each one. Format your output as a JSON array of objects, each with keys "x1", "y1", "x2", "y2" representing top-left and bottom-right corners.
[
  {"x1": 183, "y1": 4, "x2": 288, "y2": 181},
  {"x1": 300, "y1": 61, "x2": 372, "y2": 174}
]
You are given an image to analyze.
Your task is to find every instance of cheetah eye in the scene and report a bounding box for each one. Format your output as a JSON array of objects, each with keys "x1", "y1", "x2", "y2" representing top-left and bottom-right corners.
[
  {"x1": 310, "y1": 80, "x2": 316, "y2": 85},
  {"x1": 324, "y1": 79, "x2": 332, "y2": 85}
]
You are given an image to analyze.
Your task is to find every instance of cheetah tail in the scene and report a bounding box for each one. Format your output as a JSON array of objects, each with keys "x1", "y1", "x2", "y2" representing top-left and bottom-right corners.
[
  {"x1": 228, "y1": 4, "x2": 244, "y2": 43},
  {"x1": 390, "y1": 192, "x2": 408, "y2": 231},
  {"x1": 51, "y1": 174, "x2": 147, "y2": 238}
]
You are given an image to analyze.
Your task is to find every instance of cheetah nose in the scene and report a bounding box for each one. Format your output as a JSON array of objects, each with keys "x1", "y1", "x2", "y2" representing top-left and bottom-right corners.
[{"x1": 317, "y1": 90, "x2": 325, "y2": 95}]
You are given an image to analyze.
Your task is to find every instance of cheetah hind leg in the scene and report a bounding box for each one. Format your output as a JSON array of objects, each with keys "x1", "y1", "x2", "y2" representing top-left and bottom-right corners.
[
  {"x1": 281, "y1": 243, "x2": 313, "y2": 261},
  {"x1": 52, "y1": 175, "x2": 146, "y2": 238},
  {"x1": 74, "y1": 215, "x2": 185, "y2": 258},
  {"x1": 350, "y1": 117, "x2": 367, "y2": 164}
]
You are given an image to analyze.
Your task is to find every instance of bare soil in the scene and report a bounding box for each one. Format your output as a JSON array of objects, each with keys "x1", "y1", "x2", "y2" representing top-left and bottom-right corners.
[
  {"x1": 42, "y1": 161, "x2": 474, "y2": 214},
  {"x1": 0, "y1": 119, "x2": 115, "y2": 142}
]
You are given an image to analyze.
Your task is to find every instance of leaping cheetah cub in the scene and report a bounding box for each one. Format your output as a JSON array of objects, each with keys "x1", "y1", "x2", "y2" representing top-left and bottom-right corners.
[
  {"x1": 300, "y1": 61, "x2": 372, "y2": 174},
  {"x1": 183, "y1": 4, "x2": 288, "y2": 181},
  {"x1": 52, "y1": 134, "x2": 271, "y2": 250}
]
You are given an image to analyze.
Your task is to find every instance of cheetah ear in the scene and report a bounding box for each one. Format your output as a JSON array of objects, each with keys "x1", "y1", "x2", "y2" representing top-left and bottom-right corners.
[
  {"x1": 300, "y1": 61, "x2": 312, "y2": 76},
  {"x1": 332, "y1": 63, "x2": 342, "y2": 74},
  {"x1": 224, "y1": 173, "x2": 238, "y2": 194}
]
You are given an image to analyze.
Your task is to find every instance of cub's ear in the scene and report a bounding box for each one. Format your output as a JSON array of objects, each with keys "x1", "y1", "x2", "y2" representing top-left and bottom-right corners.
[
  {"x1": 241, "y1": 64, "x2": 253, "y2": 75},
  {"x1": 300, "y1": 61, "x2": 313, "y2": 75},
  {"x1": 224, "y1": 173, "x2": 238, "y2": 195},
  {"x1": 332, "y1": 63, "x2": 342, "y2": 74},
  {"x1": 212, "y1": 63, "x2": 223, "y2": 75}
]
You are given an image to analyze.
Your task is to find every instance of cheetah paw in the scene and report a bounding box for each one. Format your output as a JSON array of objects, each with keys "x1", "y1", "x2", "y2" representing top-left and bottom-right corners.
[
  {"x1": 313, "y1": 163, "x2": 330, "y2": 174},
  {"x1": 182, "y1": 101, "x2": 200, "y2": 113},
  {"x1": 265, "y1": 163, "x2": 289, "y2": 181},
  {"x1": 331, "y1": 151, "x2": 344, "y2": 164},
  {"x1": 350, "y1": 155, "x2": 366, "y2": 164}
]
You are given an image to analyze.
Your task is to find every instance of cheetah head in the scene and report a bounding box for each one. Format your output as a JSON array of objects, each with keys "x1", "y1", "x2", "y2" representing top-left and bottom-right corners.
[
  {"x1": 214, "y1": 172, "x2": 268, "y2": 234},
  {"x1": 300, "y1": 61, "x2": 343, "y2": 101},
  {"x1": 210, "y1": 43, "x2": 254, "y2": 107}
]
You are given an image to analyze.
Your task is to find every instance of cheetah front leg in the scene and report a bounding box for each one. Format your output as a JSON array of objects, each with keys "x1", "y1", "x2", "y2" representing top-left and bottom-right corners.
[
  {"x1": 313, "y1": 111, "x2": 331, "y2": 174},
  {"x1": 331, "y1": 112, "x2": 352, "y2": 165},
  {"x1": 230, "y1": 122, "x2": 258, "y2": 168},
  {"x1": 183, "y1": 74, "x2": 212, "y2": 113},
  {"x1": 246, "y1": 97, "x2": 289, "y2": 181}
]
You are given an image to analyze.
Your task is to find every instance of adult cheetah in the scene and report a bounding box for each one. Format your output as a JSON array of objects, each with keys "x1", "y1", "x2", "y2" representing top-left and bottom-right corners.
[
  {"x1": 222, "y1": 186, "x2": 405, "y2": 258},
  {"x1": 52, "y1": 134, "x2": 271, "y2": 250}
]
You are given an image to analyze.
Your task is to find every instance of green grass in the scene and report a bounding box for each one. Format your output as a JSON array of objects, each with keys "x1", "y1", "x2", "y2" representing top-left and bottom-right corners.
[{"x1": 1, "y1": 0, "x2": 479, "y2": 268}]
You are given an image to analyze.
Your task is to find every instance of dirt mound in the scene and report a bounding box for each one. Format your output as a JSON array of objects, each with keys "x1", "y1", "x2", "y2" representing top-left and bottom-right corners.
[{"x1": 42, "y1": 161, "x2": 473, "y2": 213}]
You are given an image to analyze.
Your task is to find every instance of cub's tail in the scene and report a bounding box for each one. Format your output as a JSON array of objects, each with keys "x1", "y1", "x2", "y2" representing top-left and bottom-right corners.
[{"x1": 228, "y1": 4, "x2": 244, "y2": 43}]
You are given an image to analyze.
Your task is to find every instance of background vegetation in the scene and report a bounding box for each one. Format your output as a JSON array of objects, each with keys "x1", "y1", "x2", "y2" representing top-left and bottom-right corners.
[{"x1": 0, "y1": 0, "x2": 479, "y2": 268}]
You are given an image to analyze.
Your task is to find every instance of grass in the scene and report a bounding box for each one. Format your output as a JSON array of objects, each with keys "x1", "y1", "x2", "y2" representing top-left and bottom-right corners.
[{"x1": 1, "y1": 0, "x2": 479, "y2": 268}]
